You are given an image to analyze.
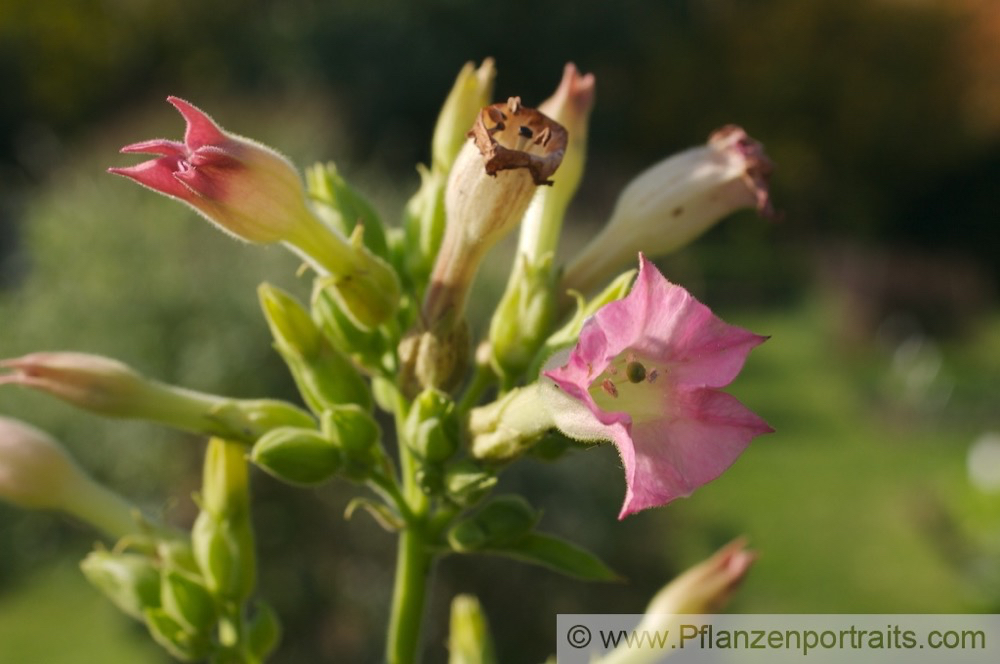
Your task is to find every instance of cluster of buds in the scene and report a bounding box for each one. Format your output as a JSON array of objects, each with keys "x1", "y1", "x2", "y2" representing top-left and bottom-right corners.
[{"x1": 1, "y1": 57, "x2": 778, "y2": 663}]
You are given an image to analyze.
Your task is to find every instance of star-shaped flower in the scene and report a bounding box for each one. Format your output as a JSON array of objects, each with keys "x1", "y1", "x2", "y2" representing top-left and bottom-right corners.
[{"x1": 543, "y1": 254, "x2": 773, "y2": 518}]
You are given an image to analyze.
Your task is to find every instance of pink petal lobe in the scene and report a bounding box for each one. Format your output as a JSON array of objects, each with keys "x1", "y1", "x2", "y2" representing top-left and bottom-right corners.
[
  {"x1": 167, "y1": 96, "x2": 227, "y2": 149},
  {"x1": 108, "y1": 158, "x2": 196, "y2": 201},
  {"x1": 602, "y1": 254, "x2": 766, "y2": 388},
  {"x1": 119, "y1": 139, "x2": 187, "y2": 157},
  {"x1": 617, "y1": 388, "x2": 772, "y2": 518}
]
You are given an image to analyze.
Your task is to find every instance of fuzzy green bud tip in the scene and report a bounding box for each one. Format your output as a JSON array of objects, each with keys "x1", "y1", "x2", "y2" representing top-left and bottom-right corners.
[
  {"x1": 258, "y1": 283, "x2": 322, "y2": 358},
  {"x1": 433, "y1": 59, "x2": 497, "y2": 174},
  {"x1": 448, "y1": 594, "x2": 497, "y2": 664}
]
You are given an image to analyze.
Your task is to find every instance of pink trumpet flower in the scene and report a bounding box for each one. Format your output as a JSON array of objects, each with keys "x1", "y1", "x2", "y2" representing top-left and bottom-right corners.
[
  {"x1": 109, "y1": 96, "x2": 314, "y2": 245},
  {"x1": 544, "y1": 254, "x2": 772, "y2": 518}
]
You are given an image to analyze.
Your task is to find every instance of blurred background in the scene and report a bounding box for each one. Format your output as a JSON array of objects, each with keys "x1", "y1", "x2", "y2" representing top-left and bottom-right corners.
[{"x1": 1, "y1": 0, "x2": 998, "y2": 662}]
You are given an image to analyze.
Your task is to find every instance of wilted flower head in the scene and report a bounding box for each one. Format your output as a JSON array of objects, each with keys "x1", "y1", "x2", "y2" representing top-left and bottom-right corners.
[
  {"x1": 424, "y1": 97, "x2": 567, "y2": 327},
  {"x1": 407, "y1": 97, "x2": 567, "y2": 394},
  {"x1": 562, "y1": 126, "x2": 774, "y2": 295},
  {"x1": 543, "y1": 254, "x2": 772, "y2": 518},
  {"x1": 109, "y1": 97, "x2": 314, "y2": 245}
]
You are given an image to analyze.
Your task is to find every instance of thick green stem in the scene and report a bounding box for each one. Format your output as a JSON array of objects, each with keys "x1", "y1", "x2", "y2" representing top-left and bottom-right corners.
[
  {"x1": 385, "y1": 390, "x2": 433, "y2": 664},
  {"x1": 385, "y1": 525, "x2": 432, "y2": 664}
]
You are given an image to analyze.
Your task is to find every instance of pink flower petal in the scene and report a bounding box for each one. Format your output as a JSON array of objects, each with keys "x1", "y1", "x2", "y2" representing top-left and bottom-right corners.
[
  {"x1": 119, "y1": 139, "x2": 187, "y2": 157},
  {"x1": 108, "y1": 157, "x2": 196, "y2": 201},
  {"x1": 618, "y1": 389, "x2": 772, "y2": 517},
  {"x1": 167, "y1": 96, "x2": 227, "y2": 149},
  {"x1": 544, "y1": 253, "x2": 772, "y2": 518}
]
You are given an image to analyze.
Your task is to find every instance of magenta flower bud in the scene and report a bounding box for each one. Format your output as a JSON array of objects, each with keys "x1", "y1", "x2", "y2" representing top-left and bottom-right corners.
[
  {"x1": 562, "y1": 126, "x2": 775, "y2": 295},
  {"x1": 109, "y1": 97, "x2": 314, "y2": 245}
]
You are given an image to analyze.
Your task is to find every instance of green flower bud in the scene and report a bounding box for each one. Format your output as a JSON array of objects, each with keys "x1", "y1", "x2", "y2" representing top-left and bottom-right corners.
[
  {"x1": 415, "y1": 464, "x2": 444, "y2": 496},
  {"x1": 322, "y1": 405, "x2": 381, "y2": 480},
  {"x1": 471, "y1": 495, "x2": 539, "y2": 547},
  {"x1": 433, "y1": 59, "x2": 497, "y2": 173},
  {"x1": 403, "y1": 389, "x2": 458, "y2": 462},
  {"x1": 246, "y1": 600, "x2": 282, "y2": 661},
  {"x1": 193, "y1": 438, "x2": 255, "y2": 602},
  {"x1": 251, "y1": 426, "x2": 341, "y2": 486},
  {"x1": 414, "y1": 418, "x2": 458, "y2": 463},
  {"x1": 447, "y1": 496, "x2": 538, "y2": 552},
  {"x1": 306, "y1": 161, "x2": 389, "y2": 259},
  {"x1": 311, "y1": 283, "x2": 391, "y2": 371},
  {"x1": 161, "y1": 568, "x2": 216, "y2": 635},
  {"x1": 259, "y1": 284, "x2": 372, "y2": 412},
  {"x1": 191, "y1": 510, "x2": 256, "y2": 603},
  {"x1": 446, "y1": 519, "x2": 489, "y2": 552},
  {"x1": 448, "y1": 594, "x2": 497, "y2": 664},
  {"x1": 80, "y1": 550, "x2": 161, "y2": 620},
  {"x1": 403, "y1": 60, "x2": 495, "y2": 300},
  {"x1": 488, "y1": 253, "x2": 557, "y2": 379},
  {"x1": 443, "y1": 460, "x2": 497, "y2": 507},
  {"x1": 157, "y1": 539, "x2": 201, "y2": 577},
  {"x1": 144, "y1": 607, "x2": 211, "y2": 662},
  {"x1": 313, "y1": 225, "x2": 402, "y2": 331}
]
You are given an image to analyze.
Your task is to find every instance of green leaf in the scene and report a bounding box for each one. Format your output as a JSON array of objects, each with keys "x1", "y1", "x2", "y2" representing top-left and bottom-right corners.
[{"x1": 484, "y1": 533, "x2": 621, "y2": 582}]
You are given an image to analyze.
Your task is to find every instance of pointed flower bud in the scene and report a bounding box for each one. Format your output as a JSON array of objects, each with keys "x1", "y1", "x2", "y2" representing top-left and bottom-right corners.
[
  {"x1": 423, "y1": 97, "x2": 567, "y2": 329},
  {"x1": 80, "y1": 550, "x2": 162, "y2": 621},
  {"x1": 518, "y1": 62, "x2": 596, "y2": 263},
  {"x1": 487, "y1": 252, "x2": 557, "y2": 379},
  {"x1": 246, "y1": 600, "x2": 282, "y2": 661},
  {"x1": 443, "y1": 460, "x2": 497, "y2": 507},
  {"x1": 562, "y1": 126, "x2": 775, "y2": 295},
  {"x1": 593, "y1": 538, "x2": 755, "y2": 664},
  {"x1": 433, "y1": 59, "x2": 497, "y2": 173},
  {"x1": 110, "y1": 97, "x2": 400, "y2": 329},
  {"x1": 250, "y1": 426, "x2": 341, "y2": 486},
  {"x1": 0, "y1": 416, "x2": 139, "y2": 537},
  {"x1": 322, "y1": 404, "x2": 381, "y2": 480},
  {"x1": 192, "y1": 438, "x2": 255, "y2": 601},
  {"x1": 0, "y1": 351, "x2": 314, "y2": 442},
  {"x1": 311, "y1": 283, "x2": 391, "y2": 372},
  {"x1": 109, "y1": 96, "x2": 316, "y2": 246},
  {"x1": 258, "y1": 284, "x2": 372, "y2": 412},
  {"x1": 160, "y1": 568, "x2": 217, "y2": 635},
  {"x1": 447, "y1": 594, "x2": 497, "y2": 664},
  {"x1": 447, "y1": 495, "x2": 538, "y2": 552},
  {"x1": 403, "y1": 389, "x2": 458, "y2": 462},
  {"x1": 306, "y1": 161, "x2": 389, "y2": 259}
]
